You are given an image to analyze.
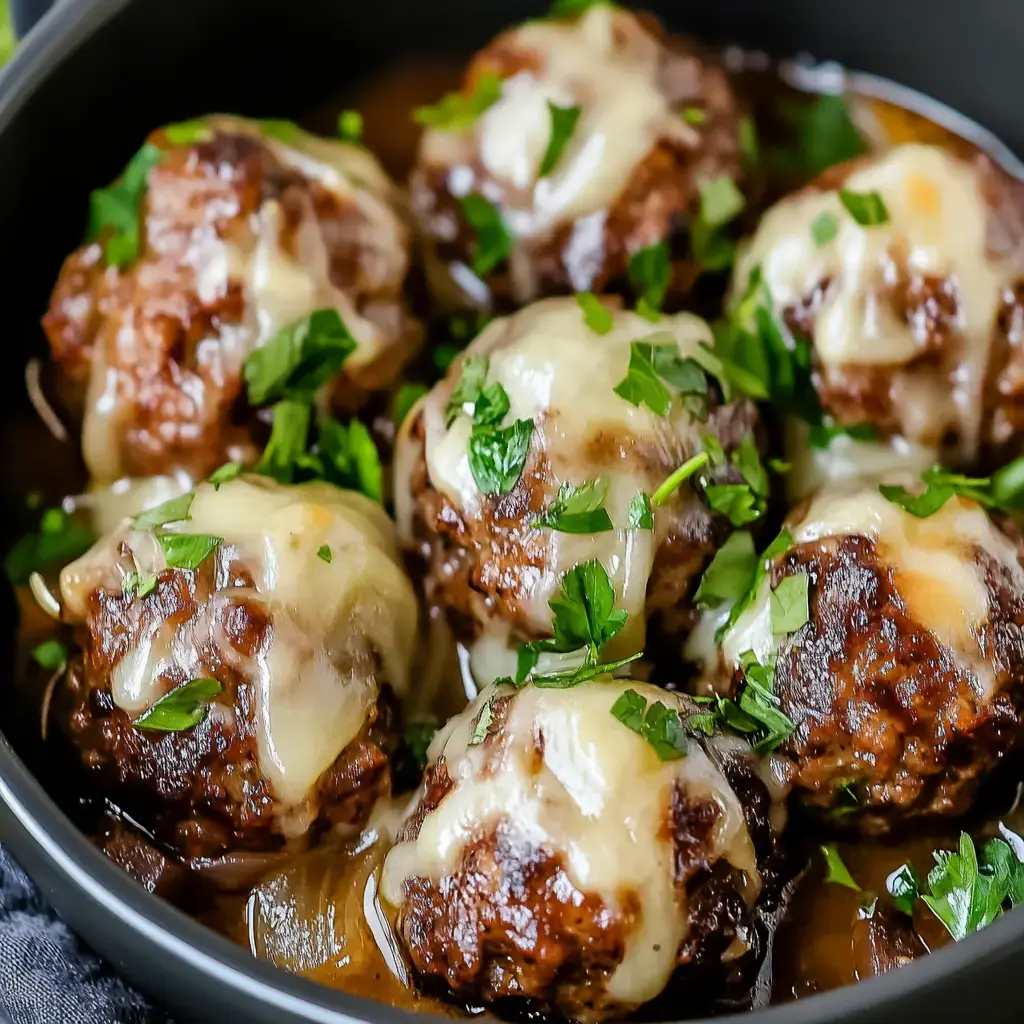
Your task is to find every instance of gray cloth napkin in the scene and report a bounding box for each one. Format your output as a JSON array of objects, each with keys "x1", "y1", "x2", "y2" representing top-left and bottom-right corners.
[{"x1": 0, "y1": 845, "x2": 168, "y2": 1024}]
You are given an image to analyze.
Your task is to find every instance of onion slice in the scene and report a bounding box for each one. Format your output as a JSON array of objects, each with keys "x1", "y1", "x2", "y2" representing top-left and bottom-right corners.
[
  {"x1": 25, "y1": 359, "x2": 68, "y2": 443},
  {"x1": 29, "y1": 572, "x2": 62, "y2": 621}
]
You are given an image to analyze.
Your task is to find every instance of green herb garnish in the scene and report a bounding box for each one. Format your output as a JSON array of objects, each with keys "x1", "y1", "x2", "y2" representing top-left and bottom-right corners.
[
  {"x1": 577, "y1": 292, "x2": 614, "y2": 335},
  {"x1": 652, "y1": 453, "x2": 710, "y2": 506},
  {"x1": 821, "y1": 845, "x2": 860, "y2": 890},
  {"x1": 256, "y1": 400, "x2": 312, "y2": 484},
  {"x1": 611, "y1": 689, "x2": 688, "y2": 761},
  {"x1": 244, "y1": 309, "x2": 356, "y2": 405},
  {"x1": 770, "y1": 573, "x2": 810, "y2": 635},
  {"x1": 469, "y1": 697, "x2": 497, "y2": 746},
  {"x1": 156, "y1": 532, "x2": 223, "y2": 571},
  {"x1": 123, "y1": 570, "x2": 158, "y2": 601},
  {"x1": 839, "y1": 189, "x2": 889, "y2": 226},
  {"x1": 414, "y1": 72, "x2": 504, "y2": 131},
  {"x1": 628, "y1": 242, "x2": 672, "y2": 319},
  {"x1": 32, "y1": 639, "x2": 67, "y2": 673},
  {"x1": 626, "y1": 492, "x2": 653, "y2": 530},
  {"x1": 811, "y1": 210, "x2": 839, "y2": 247},
  {"x1": 5, "y1": 509, "x2": 96, "y2": 586},
  {"x1": 163, "y1": 120, "x2": 212, "y2": 146},
  {"x1": 534, "y1": 480, "x2": 614, "y2": 534},
  {"x1": 134, "y1": 677, "x2": 222, "y2": 733},
  {"x1": 87, "y1": 142, "x2": 164, "y2": 268},
  {"x1": 338, "y1": 109, "x2": 364, "y2": 143},
  {"x1": 468, "y1": 418, "x2": 534, "y2": 495},
  {"x1": 317, "y1": 545, "x2": 332, "y2": 564},
  {"x1": 131, "y1": 493, "x2": 193, "y2": 531},
  {"x1": 691, "y1": 175, "x2": 745, "y2": 271},
  {"x1": 460, "y1": 194, "x2": 514, "y2": 277},
  {"x1": 208, "y1": 462, "x2": 243, "y2": 489},
  {"x1": 682, "y1": 107, "x2": 707, "y2": 126},
  {"x1": 540, "y1": 102, "x2": 581, "y2": 176},
  {"x1": 392, "y1": 383, "x2": 429, "y2": 427},
  {"x1": 316, "y1": 417, "x2": 384, "y2": 502},
  {"x1": 878, "y1": 462, "x2": 1024, "y2": 519}
]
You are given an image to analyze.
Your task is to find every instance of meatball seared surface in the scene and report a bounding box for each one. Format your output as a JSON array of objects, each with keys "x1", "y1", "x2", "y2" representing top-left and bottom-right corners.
[
  {"x1": 394, "y1": 297, "x2": 759, "y2": 682},
  {"x1": 381, "y1": 681, "x2": 783, "y2": 1021},
  {"x1": 733, "y1": 143, "x2": 1024, "y2": 464},
  {"x1": 412, "y1": 5, "x2": 741, "y2": 309},
  {"x1": 57, "y1": 476, "x2": 419, "y2": 860},
  {"x1": 44, "y1": 116, "x2": 421, "y2": 483},
  {"x1": 718, "y1": 480, "x2": 1024, "y2": 831}
]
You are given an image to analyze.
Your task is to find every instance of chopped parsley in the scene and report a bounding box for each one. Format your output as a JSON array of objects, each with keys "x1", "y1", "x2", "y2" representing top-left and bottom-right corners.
[
  {"x1": 130, "y1": 493, "x2": 193, "y2": 531},
  {"x1": 692, "y1": 175, "x2": 745, "y2": 271},
  {"x1": 534, "y1": 479, "x2": 614, "y2": 534},
  {"x1": 259, "y1": 119, "x2": 302, "y2": 143},
  {"x1": 469, "y1": 696, "x2": 497, "y2": 746},
  {"x1": 468, "y1": 418, "x2": 534, "y2": 494},
  {"x1": 5, "y1": 509, "x2": 96, "y2": 586},
  {"x1": 243, "y1": 309, "x2": 356, "y2": 405},
  {"x1": 782, "y1": 93, "x2": 866, "y2": 176},
  {"x1": 134, "y1": 677, "x2": 222, "y2": 733},
  {"x1": 208, "y1": 462, "x2": 242, "y2": 489},
  {"x1": 577, "y1": 292, "x2": 614, "y2": 334},
  {"x1": 32, "y1": 639, "x2": 67, "y2": 673},
  {"x1": 810, "y1": 210, "x2": 839, "y2": 247},
  {"x1": 879, "y1": 461, "x2": 1024, "y2": 519},
  {"x1": 652, "y1": 453, "x2": 710, "y2": 506},
  {"x1": 404, "y1": 718, "x2": 439, "y2": 770},
  {"x1": 738, "y1": 115, "x2": 759, "y2": 165},
  {"x1": 337, "y1": 109, "x2": 364, "y2": 143},
  {"x1": 123, "y1": 570, "x2": 158, "y2": 601},
  {"x1": 682, "y1": 106, "x2": 707, "y2": 126},
  {"x1": 446, "y1": 356, "x2": 493, "y2": 425},
  {"x1": 256, "y1": 400, "x2": 313, "y2": 484},
  {"x1": 703, "y1": 432, "x2": 769, "y2": 526},
  {"x1": 392, "y1": 383, "x2": 429, "y2": 427},
  {"x1": 614, "y1": 340, "x2": 708, "y2": 419},
  {"x1": 821, "y1": 845, "x2": 860, "y2": 891},
  {"x1": 888, "y1": 831, "x2": 1024, "y2": 941},
  {"x1": 626, "y1": 492, "x2": 654, "y2": 530},
  {"x1": 809, "y1": 420, "x2": 878, "y2": 449},
  {"x1": 86, "y1": 141, "x2": 164, "y2": 268},
  {"x1": 610, "y1": 689, "x2": 688, "y2": 761},
  {"x1": 413, "y1": 71, "x2": 504, "y2": 130},
  {"x1": 540, "y1": 102, "x2": 581, "y2": 176},
  {"x1": 718, "y1": 650, "x2": 796, "y2": 754},
  {"x1": 163, "y1": 120, "x2": 212, "y2": 146},
  {"x1": 316, "y1": 417, "x2": 384, "y2": 501},
  {"x1": 317, "y1": 545, "x2": 332, "y2": 564},
  {"x1": 838, "y1": 189, "x2": 889, "y2": 226},
  {"x1": 628, "y1": 242, "x2": 672, "y2": 319},
  {"x1": 770, "y1": 573, "x2": 810, "y2": 635},
  {"x1": 548, "y1": 0, "x2": 612, "y2": 14},
  {"x1": 459, "y1": 194, "x2": 514, "y2": 277},
  {"x1": 156, "y1": 532, "x2": 223, "y2": 571}
]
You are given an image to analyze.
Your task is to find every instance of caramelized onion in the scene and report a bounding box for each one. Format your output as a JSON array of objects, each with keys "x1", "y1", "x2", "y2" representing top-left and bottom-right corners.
[{"x1": 25, "y1": 358, "x2": 68, "y2": 443}]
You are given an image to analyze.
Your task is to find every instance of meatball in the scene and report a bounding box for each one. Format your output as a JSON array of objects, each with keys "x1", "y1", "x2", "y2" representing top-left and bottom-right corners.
[
  {"x1": 411, "y1": 5, "x2": 742, "y2": 310},
  {"x1": 44, "y1": 116, "x2": 422, "y2": 483},
  {"x1": 56, "y1": 475, "x2": 419, "y2": 862},
  {"x1": 732, "y1": 142, "x2": 1024, "y2": 465},
  {"x1": 380, "y1": 680, "x2": 784, "y2": 1021},
  {"x1": 394, "y1": 296, "x2": 760, "y2": 683},
  {"x1": 712, "y1": 477, "x2": 1024, "y2": 832}
]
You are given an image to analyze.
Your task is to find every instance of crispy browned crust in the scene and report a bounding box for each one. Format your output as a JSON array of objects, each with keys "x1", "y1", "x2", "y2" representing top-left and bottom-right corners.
[
  {"x1": 780, "y1": 153, "x2": 1024, "y2": 461},
  {"x1": 410, "y1": 14, "x2": 742, "y2": 310},
  {"x1": 764, "y1": 533, "x2": 1024, "y2": 831},
  {"x1": 59, "y1": 558, "x2": 393, "y2": 859},
  {"x1": 43, "y1": 128, "x2": 420, "y2": 480},
  {"x1": 405, "y1": 396, "x2": 760, "y2": 648}
]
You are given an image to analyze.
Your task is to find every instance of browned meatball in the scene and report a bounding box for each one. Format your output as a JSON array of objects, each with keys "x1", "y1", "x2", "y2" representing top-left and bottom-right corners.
[
  {"x1": 393, "y1": 297, "x2": 761, "y2": 683},
  {"x1": 44, "y1": 116, "x2": 421, "y2": 483},
  {"x1": 380, "y1": 681, "x2": 784, "y2": 1021},
  {"x1": 410, "y1": 6, "x2": 742, "y2": 311},
  {"x1": 733, "y1": 143, "x2": 1024, "y2": 465},
  {"x1": 712, "y1": 478, "x2": 1024, "y2": 832},
  {"x1": 56, "y1": 476, "x2": 419, "y2": 864}
]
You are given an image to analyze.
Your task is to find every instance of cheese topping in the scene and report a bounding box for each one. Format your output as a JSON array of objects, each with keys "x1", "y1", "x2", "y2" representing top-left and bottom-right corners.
[
  {"x1": 721, "y1": 478, "x2": 1024, "y2": 700},
  {"x1": 381, "y1": 681, "x2": 762, "y2": 1008},
  {"x1": 60, "y1": 476, "x2": 418, "y2": 814},
  {"x1": 733, "y1": 144, "x2": 1014, "y2": 457},
  {"x1": 83, "y1": 116, "x2": 411, "y2": 484},
  {"x1": 399, "y1": 297, "x2": 715, "y2": 674},
  {"x1": 420, "y1": 7, "x2": 694, "y2": 299}
]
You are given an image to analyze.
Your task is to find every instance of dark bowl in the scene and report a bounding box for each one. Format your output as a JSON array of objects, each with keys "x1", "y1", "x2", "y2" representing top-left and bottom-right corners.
[{"x1": 2, "y1": 1, "x2": 1024, "y2": 1021}]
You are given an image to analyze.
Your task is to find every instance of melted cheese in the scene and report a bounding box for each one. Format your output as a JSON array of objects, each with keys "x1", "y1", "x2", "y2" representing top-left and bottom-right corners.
[
  {"x1": 83, "y1": 116, "x2": 410, "y2": 484},
  {"x1": 720, "y1": 478, "x2": 1024, "y2": 700},
  {"x1": 404, "y1": 297, "x2": 714, "y2": 663},
  {"x1": 381, "y1": 680, "x2": 761, "y2": 1008},
  {"x1": 733, "y1": 144, "x2": 1011, "y2": 456},
  {"x1": 420, "y1": 7, "x2": 694, "y2": 299},
  {"x1": 60, "y1": 476, "x2": 418, "y2": 814}
]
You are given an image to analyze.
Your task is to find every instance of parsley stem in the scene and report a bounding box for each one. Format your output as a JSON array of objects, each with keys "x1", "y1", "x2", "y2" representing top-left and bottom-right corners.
[{"x1": 653, "y1": 453, "x2": 710, "y2": 506}]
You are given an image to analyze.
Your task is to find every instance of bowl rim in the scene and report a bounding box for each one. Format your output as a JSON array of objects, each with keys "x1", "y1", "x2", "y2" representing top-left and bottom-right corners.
[{"x1": 3, "y1": 0, "x2": 1024, "y2": 1021}]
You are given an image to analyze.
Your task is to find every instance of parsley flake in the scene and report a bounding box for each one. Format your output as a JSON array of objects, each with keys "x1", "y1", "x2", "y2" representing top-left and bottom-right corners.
[
  {"x1": 610, "y1": 689, "x2": 688, "y2": 761},
  {"x1": 540, "y1": 102, "x2": 581, "y2": 176},
  {"x1": 163, "y1": 120, "x2": 212, "y2": 146},
  {"x1": 628, "y1": 242, "x2": 672, "y2": 318},
  {"x1": 469, "y1": 697, "x2": 496, "y2": 745},
  {"x1": 838, "y1": 189, "x2": 889, "y2": 226},
  {"x1": 131, "y1": 493, "x2": 193, "y2": 531},
  {"x1": 534, "y1": 480, "x2": 614, "y2": 534},
  {"x1": 652, "y1": 452, "x2": 710, "y2": 506},
  {"x1": 317, "y1": 545, "x2": 332, "y2": 564},
  {"x1": 208, "y1": 462, "x2": 242, "y2": 490},
  {"x1": 123, "y1": 570, "x2": 158, "y2": 601},
  {"x1": 32, "y1": 639, "x2": 67, "y2": 673},
  {"x1": 392, "y1": 383, "x2": 429, "y2": 427},
  {"x1": 811, "y1": 210, "x2": 839, "y2": 247},
  {"x1": 691, "y1": 175, "x2": 745, "y2": 271},
  {"x1": 5, "y1": 509, "x2": 96, "y2": 586},
  {"x1": 577, "y1": 292, "x2": 614, "y2": 335},
  {"x1": 626, "y1": 492, "x2": 653, "y2": 530},
  {"x1": 682, "y1": 106, "x2": 707, "y2": 126},
  {"x1": 821, "y1": 845, "x2": 860, "y2": 890},
  {"x1": 156, "y1": 532, "x2": 222, "y2": 571},
  {"x1": 770, "y1": 573, "x2": 810, "y2": 635},
  {"x1": 460, "y1": 194, "x2": 514, "y2": 276},
  {"x1": 468, "y1": 419, "x2": 534, "y2": 495},
  {"x1": 244, "y1": 309, "x2": 356, "y2": 405},
  {"x1": 879, "y1": 464, "x2": 1006, "y2": 519},
  {"x1": 134, "y1": 677, "x2": 222, "y2": 733},
  {"x1": 338, "y1": 109, "x2": 363, "y2": 143},
  {"x1": 414, "y1": 72, "x2": 504, "y2": 130}
]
